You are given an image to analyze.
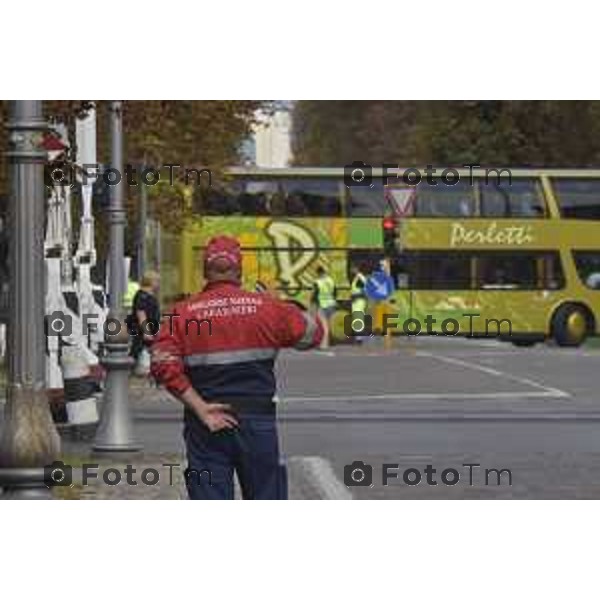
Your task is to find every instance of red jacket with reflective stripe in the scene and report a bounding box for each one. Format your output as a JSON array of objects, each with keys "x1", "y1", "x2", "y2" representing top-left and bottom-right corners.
[{"x1": 150, "y1": 281, "x2": 323, "y2": 405}]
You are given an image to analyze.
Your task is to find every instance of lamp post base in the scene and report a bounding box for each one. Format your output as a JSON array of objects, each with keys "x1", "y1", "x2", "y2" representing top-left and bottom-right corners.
[{"x1": 92, "y1": 341, "x2": 142, "y2": 453}]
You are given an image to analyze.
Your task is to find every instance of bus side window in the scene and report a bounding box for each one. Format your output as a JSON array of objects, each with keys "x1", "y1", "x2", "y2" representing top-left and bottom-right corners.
[
  {"x1": 238, "y1": 192, "x2": 268, "y2": 215},
  {"x1": 399, "y1": 252, "x2": 471, "y2": 289},
  {"x1": 285, "y1": 192, "x2": 309, "y2": 216},
  {"x1": 478, "y1": 252, "x2": 563, "y2": 289},
  {"x1": 267, "y1": 190, "x2": 286, "y2": 216},
  {"x1": 208, "y1": 188, "x2": 238, "y2": 215},
  {"x1": 414, "y1": 182, "x2": 475, "y2": 217},
  {"x1": 348, "y1": 180, "x2": 386, "y2": 216},
  {"x1": 480, "y1": 179, "x2": 546, "y2": 218},
  {"x1": 281, "y1": 178, "x2": 342, "y2": 217},
  {"x1": 194, "y1": 182, "x2": 242, "y2": 216},
  {"x1": 237, "y1": 180, "x2": 280, "y2": 216},
  {"x1": 479, "y1": 254, "x2": 535, "y2": 289},
  {"x1": 553, "y1": 179, "x2": 600, "y2": 220}
]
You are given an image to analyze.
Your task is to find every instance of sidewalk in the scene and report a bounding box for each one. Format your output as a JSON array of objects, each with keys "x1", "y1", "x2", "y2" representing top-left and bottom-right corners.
[
  {"x1": 50, "y1": 379, "x2": 345, "y2": 500},
  {"x1": 52, "y1": 454, "x2": 347, "y2": 500}
]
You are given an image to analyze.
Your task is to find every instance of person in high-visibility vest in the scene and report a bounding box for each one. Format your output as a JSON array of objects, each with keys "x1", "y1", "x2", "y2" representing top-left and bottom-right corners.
[
  {"x1": 123, "y1": 278, "x2": 140, "y2": 313},
  {"x1": 350, "y1": 264, "x2": 368, "y2": 340},
  {"x1": 312, "y1": 265, "x2": 337, "y2": 349},
  {"x1": 124, "y1": 278, "x2": 141, "y2": 360}
]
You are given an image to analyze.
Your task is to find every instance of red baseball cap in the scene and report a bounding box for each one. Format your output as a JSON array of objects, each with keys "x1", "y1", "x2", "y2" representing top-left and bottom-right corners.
[{"x1": 204, "y1": 235, "x2": 242, "y2": 270}]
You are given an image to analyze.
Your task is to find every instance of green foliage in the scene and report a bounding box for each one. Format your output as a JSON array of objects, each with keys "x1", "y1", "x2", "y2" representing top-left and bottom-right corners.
[
  {"x1": 292, "y1": 101, "x2": 600, "y2": 167},
  {"x1": 0, "y1": 100, "x2": 268, "y2": 260}
]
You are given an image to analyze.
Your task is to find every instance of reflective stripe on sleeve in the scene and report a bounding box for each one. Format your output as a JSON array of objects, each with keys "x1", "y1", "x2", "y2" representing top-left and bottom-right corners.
[
  {"x1": 151, "y1": 350, "x2": 180, "y2": 364},
  {"x1": 183, "y1": 347, "x2": 278, "y2": 367}
]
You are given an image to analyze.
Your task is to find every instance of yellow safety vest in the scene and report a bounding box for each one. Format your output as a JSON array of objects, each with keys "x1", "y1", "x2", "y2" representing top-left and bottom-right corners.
[
  {"x1": 351, "y1": 273, "x2": 367, "y2": 312},
  {"x1": 351, "y1": 273, "x2": 367, "y2": 298},
  {"x1": 123, "y1": 280, "x2": 140, "y2": 310},
  {"x1": 316, "y1": 276, "x2": 336, "y2": 309}
]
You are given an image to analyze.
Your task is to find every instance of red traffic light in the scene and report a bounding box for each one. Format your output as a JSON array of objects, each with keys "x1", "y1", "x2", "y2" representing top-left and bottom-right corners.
[{"x1": 382, "y1": 216, "x2": 396, "y2": 231}]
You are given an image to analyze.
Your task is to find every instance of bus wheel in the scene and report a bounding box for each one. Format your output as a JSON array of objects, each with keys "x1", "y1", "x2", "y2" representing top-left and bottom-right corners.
[
  {"x1": 552, "y1": 304, "x2": 591, "y2": 347},
  {"x1": 511, "y1": 339, "x2": 537, "y2": 347}
]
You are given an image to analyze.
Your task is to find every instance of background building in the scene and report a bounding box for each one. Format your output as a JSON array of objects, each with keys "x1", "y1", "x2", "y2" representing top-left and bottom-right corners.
[{"x1": 248, "y1": 101, "x2": 293, "y2": 167}]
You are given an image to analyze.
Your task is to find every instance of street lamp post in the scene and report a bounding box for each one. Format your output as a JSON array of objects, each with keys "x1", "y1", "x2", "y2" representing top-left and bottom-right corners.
[
  {"x1": 137, "y1": 161, "x2": 147, "y2": 279},
  {"x1": 93, "y1": 101, "x2": 141, "y2": 453},
  {"x1": 0, "y1": 101, "x2": 60, "y2": 498}
]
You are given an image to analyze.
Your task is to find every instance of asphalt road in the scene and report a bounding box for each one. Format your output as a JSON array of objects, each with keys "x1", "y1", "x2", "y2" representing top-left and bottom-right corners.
[{"x1": 85, "y1": 335, "x2": 600, "y2": 499}]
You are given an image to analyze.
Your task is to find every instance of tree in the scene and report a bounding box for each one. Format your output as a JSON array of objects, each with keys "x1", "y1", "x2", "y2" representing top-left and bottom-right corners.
[
  {"x1": 292, "y1": 100, "x2": 600, "y2": 167},
  {"x1": 1, "y1": 100, "x2": 268, "y2": 263},
  {"x1": 87, "y1": 101, "x2": 267, "y2": 260}
]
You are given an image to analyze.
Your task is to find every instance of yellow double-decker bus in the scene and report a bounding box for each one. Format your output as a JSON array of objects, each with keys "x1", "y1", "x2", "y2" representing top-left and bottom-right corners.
[
  {"x1": 168, "y1": 167, "x2": 600, "y2": 346},
  {"x1": 384, "y1": 168, "x2": 600, "y2": 347},
  {"x1": 170, "y1": 167, "x2": 386, "y2": 338}
]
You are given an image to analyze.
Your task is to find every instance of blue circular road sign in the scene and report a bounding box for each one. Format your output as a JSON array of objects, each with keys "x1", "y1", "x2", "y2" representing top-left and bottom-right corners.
[{"x1": 365, "y1": 271, "x2": 394, "y2": 301}]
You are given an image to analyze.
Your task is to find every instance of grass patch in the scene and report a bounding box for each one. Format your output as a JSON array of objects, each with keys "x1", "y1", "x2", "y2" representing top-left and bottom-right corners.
[{"x1": 53, "y1": 484, "x2": 84, "y2": 500}]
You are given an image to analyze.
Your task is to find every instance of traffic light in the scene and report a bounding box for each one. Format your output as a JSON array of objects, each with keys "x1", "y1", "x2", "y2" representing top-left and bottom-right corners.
[{"x1": 382, "y1": 216, "x2": 399, "y2": 256}]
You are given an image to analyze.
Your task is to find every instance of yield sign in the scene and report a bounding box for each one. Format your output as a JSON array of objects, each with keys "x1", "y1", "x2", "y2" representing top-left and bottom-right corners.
[{"x1": 385, "y1": 187, "x2": 416, "y2": 217}]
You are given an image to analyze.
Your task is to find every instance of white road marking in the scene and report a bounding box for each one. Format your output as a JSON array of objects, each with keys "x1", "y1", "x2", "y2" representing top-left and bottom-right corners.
[
  {"x1": 280, "y1": 350, "x2": 571, "y2": 402},
  {"x1": 416, "y1": 338, "x2": 504, "y2": 348},
  {"x1": 281, "y1": 391, "x2": 565, "y2": 402},
  {"x1": 535, "y1": 350, "x2": 600, "y2": 358},
  {"x1": 417, "y1": 352, "x2": 570, "y2": 398},
  {"x1": 428, "y1": 351, "x2": 523, "y2": 357},
  {"x1": 424, "y1": 350, "x2": 600, "y2": 358},
  {"x1": 294, "y1": 456, "x2": 353, "y2": 500}
]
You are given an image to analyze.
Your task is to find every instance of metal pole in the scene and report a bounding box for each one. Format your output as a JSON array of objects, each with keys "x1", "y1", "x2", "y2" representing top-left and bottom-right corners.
[
  {"x1": 0, "y1": 101, "x2": 60, "y2": 499},
  {"x1": 108, "y1": 102, "x2": 125, "y2": 314},
  {"x1": 93, "y1": 101, "x2": 141, "y2": 453},
  {"x1": 137, "y1": 162, "x2": 147, "y2": 279},
  {"x1": 154, "y1": 220, "x2": 161, "y2": 274}
]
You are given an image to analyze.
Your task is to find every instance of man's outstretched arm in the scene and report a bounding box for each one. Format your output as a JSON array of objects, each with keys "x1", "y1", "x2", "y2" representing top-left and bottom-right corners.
[{"x1": 275, "y1": 300, "x2": 324, "y2": 350}]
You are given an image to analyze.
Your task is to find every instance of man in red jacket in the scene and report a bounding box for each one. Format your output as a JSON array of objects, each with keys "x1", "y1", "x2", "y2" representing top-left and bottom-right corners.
[{"x1": 151, "y1": 236, "x2": 323, "y2": 500}]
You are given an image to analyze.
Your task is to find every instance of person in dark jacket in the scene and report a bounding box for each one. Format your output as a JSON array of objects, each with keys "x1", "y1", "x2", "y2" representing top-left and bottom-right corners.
[
  {"x1": 150, "y1": 236, "x2": 323, "y2": 500},
  {"x1": 129, "y1": 271, "x2": 161, "y2": 368}
]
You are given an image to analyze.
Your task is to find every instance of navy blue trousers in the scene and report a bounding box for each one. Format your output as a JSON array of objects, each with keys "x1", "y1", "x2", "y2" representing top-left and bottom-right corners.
[{"x1": 183, "y1": 409, "x2": 288, "y2": 500}]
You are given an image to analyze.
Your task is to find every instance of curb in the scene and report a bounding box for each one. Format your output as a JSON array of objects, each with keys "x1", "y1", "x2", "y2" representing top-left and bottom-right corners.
[{"x1": 290, "y1": 456, "x2": 352, "y2": 500}]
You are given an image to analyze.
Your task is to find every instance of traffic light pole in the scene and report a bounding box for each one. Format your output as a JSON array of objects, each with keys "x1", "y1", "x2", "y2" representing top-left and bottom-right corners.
[
  {"x1": 0, "y1": 101, "x2": 60, "y2": 498},
  {"x1": 93, "y1": 101, "x2": 141, "y2": 453}
]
